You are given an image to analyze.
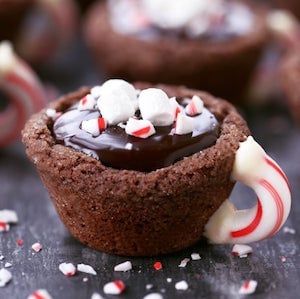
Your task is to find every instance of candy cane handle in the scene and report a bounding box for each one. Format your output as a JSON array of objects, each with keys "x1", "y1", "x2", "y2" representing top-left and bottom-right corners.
[{"x1": 204, "y1": 136, "x2": 291, "y2": 244}]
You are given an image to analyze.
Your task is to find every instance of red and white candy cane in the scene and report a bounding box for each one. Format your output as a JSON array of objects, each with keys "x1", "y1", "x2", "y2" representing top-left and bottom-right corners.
[
  {"x1": 0, "y1": 41, "x2": 46, "y2": 147},
  {"x1": 205, "y1": 136, "x2": 291, "y2": 244}
]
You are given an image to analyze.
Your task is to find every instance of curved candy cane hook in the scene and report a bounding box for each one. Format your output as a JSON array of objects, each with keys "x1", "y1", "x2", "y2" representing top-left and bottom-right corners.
[
  {"x1": 204, "y1": 136, "x2": 291, "y2": 244},
  {"x1": 0, "y1": 41, "x2": 46, "y2": 147}
]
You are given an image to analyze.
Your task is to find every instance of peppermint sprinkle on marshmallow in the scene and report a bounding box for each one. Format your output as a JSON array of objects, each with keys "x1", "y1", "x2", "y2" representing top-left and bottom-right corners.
[
  {"x1": 143, "y1": 293, "x2": 164, "y2": 299},
  {"x1": 185, "y1": 95, "x2": 204, "y2": 116},
  {"x1": 0, "y1": 268, "x2": 12, "y2": 287},
  {"x1": 77, "y1": 263, "x2": 97, "y2": 275},
  {"x1": 31, "y1": 242, "x2": 43, "y2": 252},
  {"x1": 27, "y1": 289, "x2": 53, "y2": 299},
  {"x1": 114, "y1": 261, "x2": 132, "y2": 272},
  {"x1": 175, "y1": 280, "x2": 189, "y2": 291},
  {"x1": 178, "y1": 258, "x2": 190, "y2": 268},
  {"x1": 125, "y1": 118, "x2": 155, "y2": 138},
  {"x1": 139, "y1": 88, "x2": 174, "y2": 126},
  {"x1": 78, "y1": 94, "x2": 97, "y2": 111},
  {"x1": 103, "y1": 280, "x2": 125, "y2": 295},
  {"x1": 58, "y1": 262, "x2": 76, "y2": 277},
  {"x1": 0, "y1": 209, "x2": 18, "y2": 223},
  {"x1": 232, "y1": 244, "x2": 253, "y2": 257},
  {"x1": 174, "y1": 112, "x2": 194, "y2": 135},
  {"x1": 81, "y1": 118, "x2": 107, "y2": 136},
  {"x1": 238, "y1": 280, "x2": 257, "y2": 295}
]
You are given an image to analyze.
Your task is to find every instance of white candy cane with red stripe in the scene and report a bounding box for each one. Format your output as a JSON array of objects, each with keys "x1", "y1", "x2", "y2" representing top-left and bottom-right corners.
[
  {"x1": 0, "y1": 42, "x2": 46, "y2": 147},
  {"x1": 205, "y1": 136, "x2": 291, "y2": 244}
]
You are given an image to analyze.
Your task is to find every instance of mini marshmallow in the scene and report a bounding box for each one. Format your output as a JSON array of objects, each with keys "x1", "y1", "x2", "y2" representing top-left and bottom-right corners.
[
  {"x1": 0, "y1": 268, "x2": 12, "y2": 287},
  {"x1": 58, "y1": 262, "x2": 76, "y2": 276},
  {"x1": 31, "y1": 242, "x2": 42, "y2": 252},
  {"x1": 139, "y1": 88, "x2": 174, "y2": 126},
  {"x1": 125, "y1": 118, "x2": 155, "y2": 138},
  {"x1": 27, "y1": 289, "x2": 53, "y2": 299},
  {"x1": 77, "y1": 263, "x2": 97, "y2": 275},
  {"x1": 0, "y1": 209, "x2": 18, "y2": 223},
  {"x1": 114, "y1": 261, "x2": 132, "y2": 272},
  {"x1": 185, "y1": 95, "x2": 204, "y2": 116},
  {"x1": 238, "y1": 280, "x2": 257, "y2": 295},
  {"x1": 174, "y1": 112, "x2": 194, "y2": 135},
  {"x1": 78, "y1": 94, "x2": 97, "y2": 111},
  {"x1": 81, "y1": 118, "x2": 107, "y2": 136},
  {"x1": 103, "y1": 280, "x2": 125, "y2": 295},
  {"x1": 232, "y1": 244, "x2": 253, "y2": 257},
  {"x1": 175, "y1": 280, "x2": 189, "y2": 291},
  {"x1": 97, "y1": 89, "x2": 135, "y2": 125},
  {"x1": 101, "y1": 79, "x2": 138, "y2": 110},
  {"x1": 178, "y1": 258, "x2": 190, "y2": 268}
]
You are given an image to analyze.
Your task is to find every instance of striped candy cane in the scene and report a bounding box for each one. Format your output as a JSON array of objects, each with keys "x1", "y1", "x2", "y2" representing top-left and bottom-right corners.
[
  {"x1": 0, "y1": 41, "x2": 46, "y2": 147},
  {"x1": 205, "y1": 136, "x2": 291, "y2": 244}
]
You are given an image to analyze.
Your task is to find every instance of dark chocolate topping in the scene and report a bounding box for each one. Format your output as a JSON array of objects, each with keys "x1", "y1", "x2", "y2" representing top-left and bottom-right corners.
[{"x1": 54, "y1": 101, "x2": 219, "y2": 172}]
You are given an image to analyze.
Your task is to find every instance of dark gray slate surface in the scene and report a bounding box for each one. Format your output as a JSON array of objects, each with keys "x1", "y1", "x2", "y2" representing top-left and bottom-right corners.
[{"x1": 0, "y1": 37, "x2": 300, "y2": 299}]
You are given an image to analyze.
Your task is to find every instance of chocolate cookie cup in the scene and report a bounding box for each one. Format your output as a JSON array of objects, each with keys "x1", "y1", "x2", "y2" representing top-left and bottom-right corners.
[
  {"x1": 22, "y1": 83, "x2": 252, "y2": 256},
  {"x1": 84, "y1": 0, "x2": 269, "y2": 104}
]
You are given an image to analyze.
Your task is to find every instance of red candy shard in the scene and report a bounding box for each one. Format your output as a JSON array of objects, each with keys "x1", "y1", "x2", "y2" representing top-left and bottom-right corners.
[{"x1": 153, "y1": 261, "x2": 163, "y2": 270}]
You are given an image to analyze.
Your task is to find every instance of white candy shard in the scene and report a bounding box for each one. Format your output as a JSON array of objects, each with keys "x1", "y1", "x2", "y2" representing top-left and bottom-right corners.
[
  {"x1": 143, "y1": 293, "x2": 164, "y2": 299},
  {"x1": 91, "y1": 293, "x2": 104, "y2": 299},
  {"x1": 191, "y1": 253, "x2": 201, "y2": 260},
  {"x1": 283, "y1": 226, "x2": 296, "y2": 234},
  {"x1": 169, "y1": 97, "x2": 183, "y2": 118},
  {"x1": 0, "y1": 268, "x2": 12, "y2": 287},
  {"x1": 81, "y1": 118, "x2": 107, "y2": 136},
  {"x1": 0, "y1": 209, "x2": 18, "y2": 223},
  {"x1": 232, "y1": 244, "x2": 253, "y2": 257},
  {"x1": 58, "y1": 262, "x2": 76, "y2": 276},
  {"x1": 175, "y1": 280, "x2": 189, "y2": 291},
  {"x1": 77, "y1": 263, "x2": 97, "y2": 275},
  {"x1": 178, "y1": 258, "x2": 190, "y2": 268},
  {"x1": 125, "y1": 118, "x2": 155, "y2": 138},
  {"x1": 78, "y1": 94, "x2": 97, "y2": 111},
  {"x1": 174, "y1": 112, "x2": 194, "y2": 135},
  {"x1": 103, "y1": 280, "x2": 125, "y2": 295},
  {"x1": 4, "y1": 263, "x2": 12, "y2": 268},
  {"x1": 238, "y1": 280, "x2": 257, "y2": 295},
  {"x1": 27, "y1": 289, "x2": 53, "y2": 299},
  {"x1": 114, "y1": 261, "x2": 132, "y2": 272},
  {"x1": 31, "y1": 242, "x2": 43, "y2": 252},
  {"x1": 185, "y1": 95, "x2": 204, "y2": 116},
  {"x1": 139, "y1": 88, "x2": 174, "y2": 126}
]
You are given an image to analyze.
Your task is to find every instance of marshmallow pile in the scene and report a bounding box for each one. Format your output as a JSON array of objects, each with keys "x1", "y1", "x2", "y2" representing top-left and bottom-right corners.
[{"x1": 77, "y1": 79, "x2": 204, "y2": 139}]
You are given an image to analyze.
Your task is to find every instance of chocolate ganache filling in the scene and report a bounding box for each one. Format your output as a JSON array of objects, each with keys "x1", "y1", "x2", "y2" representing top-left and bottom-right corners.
[{"x1": 53, "y1": 82, "x2": 220, "y2": 172}]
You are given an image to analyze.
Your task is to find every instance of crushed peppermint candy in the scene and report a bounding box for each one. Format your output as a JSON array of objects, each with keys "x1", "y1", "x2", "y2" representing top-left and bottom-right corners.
[
  {"x1": 238, "y1": 280, "x2": 258, "y2": 295},
  {"x1": 153, "y1": 261, "x2": 163, "y2": 271},
  {"x1": 0, "y1": 222, "x2": 9, "y2": 232},
  {"x1": 103, "y1": 280, "x2": 126, "y2": 295},
  {"x1": 77, "y1": 263, "x2": 97, "y2": 275},
  {"x1": 114, "y1": 261, "x2": 132, "y2": 272},
  {"x1": 0, "y1": 209, "x2": 18, "y2": 223},
  {"x1": 125, "y1": 118, "x2": 155, "y2": 138},
  {"x1": 232, "y1": 244, "x2": 253, "y2": 257},
  {"x1": 4, "y1": 262, "x2": 12, "y2": 268},
  {"x1": 78, "y1": 94, "x2": 97, "y2": 111},
  {"x1": 0, "y1": 255, "x2": 4, "y2": 261},
  {"x1": 191, "y1": 253, "x2": 201, "y2": 260},
  {"x1": 185, "y1": 95, "x2": 204, "y2": 116},
  {"x1": 143, "y1": 293, "x2": 164, "y2": 299},
  {"x1": 58, "y1": 262, "x2": 77, "y2": 276},
  {"x1": 166, "y1": 278, "x2": 172, "y2": 283},
  {"x1": 27, "y1": 289, "x2": 53, "y2": 299},
  {"x1": 283, "y1": 227, "x2": 296, "y2": 234},
  {"x1": 17, "y1": 239, "x2": 23, "y2": 246},
  {"x1": 175, "y1": 280, "x2": 189, "y2": 291},
  {"x1": 174, "y1": 112, "x2": 194, "y2": 135},
  {"x1": 0, "y1": 268, "x2": 12, "y2": 287},
  {"x1": 91, "y1": 293, "x2": 104, "y2": 299},
  {"x1": 81, "y1": 117, "x2": 107, "y2": 136},
  {"x1": 31, "y1": 242, "x2": 43, "y2": 252},
  {"x1": 178, "y1": 258, "x2": 190, "y2": 268},
  {"x1": 146, "y1": 284, "x2": 154, "y2": 290}
]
